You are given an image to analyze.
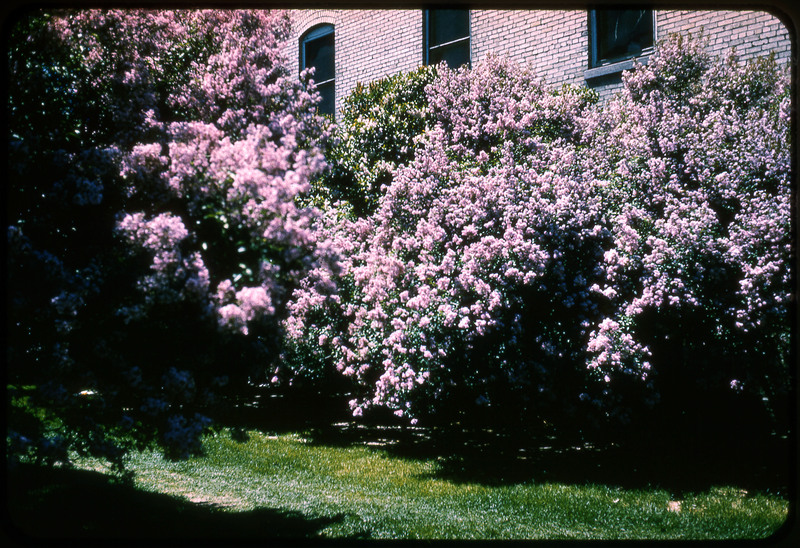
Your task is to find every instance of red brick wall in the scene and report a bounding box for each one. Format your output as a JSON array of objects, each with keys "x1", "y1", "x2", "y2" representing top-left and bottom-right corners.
[
  {"x1": 659, "y1": 10, "x2": 791, "y2": 62},
  {"x1": 287, "y1": 10, "x2": 422, "y2": 117},
  {"x1": 471, "y1": 10, "x2": 586, "y2": 87},
  {"x1": 285, "y1": 9, "x2": 792, "y2": 116}
]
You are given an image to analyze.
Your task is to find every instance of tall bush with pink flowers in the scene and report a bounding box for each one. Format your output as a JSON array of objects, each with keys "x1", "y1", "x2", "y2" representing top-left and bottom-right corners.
[
  {"x1": 8, "y1": 8, "x2": 790, "y2": 470},
  {"x1": 579, "y1": 34, "x2": 792, "y2": 445},
  {"x1": 285, "y1": 56, "x2": 606, "y2": 431},
  {"x1": 7, "y1": 9, "x2": 332, "y2": 465},
  {"x1": 285, "y1": 35, "x2": 792, "y2": 446}
]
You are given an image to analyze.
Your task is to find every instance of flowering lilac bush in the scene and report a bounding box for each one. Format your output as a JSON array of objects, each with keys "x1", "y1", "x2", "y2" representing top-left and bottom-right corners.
[
  {"x1": 286, "y1": 36, "x2": 791, "y2": 442},
  {"x1": 7, "y1": 9, "x2": 331, "y2": 465},
  {"x1": 286, "y1": 56, "x2": 605, "y2": 429},
  {"x1": 579, "y1": 34, "x2": 792, "y2": 440}
]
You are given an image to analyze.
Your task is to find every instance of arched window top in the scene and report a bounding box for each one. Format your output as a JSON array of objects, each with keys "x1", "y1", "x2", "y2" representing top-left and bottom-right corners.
[
  {"x1": 302, "y1": 23, "x2": 334, "y2": 42},
  {"x1": 300, "y1": 23, "x2": 335, "y2": 115}
]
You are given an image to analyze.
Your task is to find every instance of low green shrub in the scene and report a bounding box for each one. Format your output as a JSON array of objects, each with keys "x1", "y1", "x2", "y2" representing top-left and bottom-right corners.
[{"x1": 311, "y1": 65, "x2": 437, "y2": 215}]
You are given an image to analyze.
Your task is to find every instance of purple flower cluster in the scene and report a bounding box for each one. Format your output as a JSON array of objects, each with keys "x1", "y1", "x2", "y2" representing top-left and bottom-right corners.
[
  {"x1": 7, "y1": 9, "x2": 332, "y2": 463},
  {"x1": 287, "y1": 56, "x2": 606, "y2": 419},
  {"x1": 109, "y1": 11, "x2": 332, "y2": 337},
  {"x1": 581, "y1": 34, "x2": 791, "y2": 388},
  {"x1": 286, "y1": 36, "x2": 791, "y2": 422}
]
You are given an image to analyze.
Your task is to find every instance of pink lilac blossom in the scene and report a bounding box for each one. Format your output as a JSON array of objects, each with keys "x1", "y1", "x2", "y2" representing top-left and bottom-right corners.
[
  {"x1": 579, "y1": 33, "x2": 790, "y2": 386},
  {"x1": 109, "y1": 10, "x2": 332, "y2": 337},
  {"x1": 7, "y1": 9, "x2": 333, "y2": 463},
  {"x1": 285, "y1": 55, "x2": 606, "y2": 418},
  {"x1": 286, "y1": 35, "x2": 790, "y2": 422}
]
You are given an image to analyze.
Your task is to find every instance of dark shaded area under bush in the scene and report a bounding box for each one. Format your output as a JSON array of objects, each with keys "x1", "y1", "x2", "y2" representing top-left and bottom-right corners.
[
  {"x1": 303, "y1": 421, "x2": 792, "y2": 498},
  {"x1": 220, "y1": 386, "x2": 793, "y2": 499}
]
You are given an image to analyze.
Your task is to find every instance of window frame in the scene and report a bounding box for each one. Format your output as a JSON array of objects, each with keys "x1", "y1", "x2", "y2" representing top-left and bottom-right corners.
[
  {"x1": 586, "y1": 9, "x2": 655, "y2": 79},
  {"x1": 423, "y1": 9, "x2": 471, "y2": 69},
  {"x1": 299, "y1": 23, "x2": 335, "y2": 115}
]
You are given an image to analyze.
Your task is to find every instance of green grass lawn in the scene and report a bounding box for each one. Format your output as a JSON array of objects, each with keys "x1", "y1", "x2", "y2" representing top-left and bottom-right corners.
[{"x1": 8, "y1": 428, "x2": 790, "y2": 541}]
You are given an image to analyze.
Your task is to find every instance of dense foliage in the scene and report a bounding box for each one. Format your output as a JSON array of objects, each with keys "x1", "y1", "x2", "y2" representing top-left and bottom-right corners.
[
  {"x1": 7, "y1": 9, "x2": 332, "y2": 466},
  {"x1": 7, "y1": 9, "x2": 791, "y2": 472},
  {"x1": 285, "y1": 37, "x2": 792, "y2": 445},
  {"x1": 309, "y1": 65, "x2": 437, "y2": 215},
  {"x1": 579, "y1": 35, "x2": 793, "y2": 444}
]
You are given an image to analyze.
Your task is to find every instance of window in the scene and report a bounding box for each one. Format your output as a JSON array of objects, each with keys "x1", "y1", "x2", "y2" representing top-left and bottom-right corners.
[
  {"x1": 300, "y1": 24, "x2": 335, "y2": 115},
  {"x1": 424, "y1": 9, "x2": 470, "y2": 69},
  {"x1": 589, "y1": 9, "x2": 654, "y2": 68}
]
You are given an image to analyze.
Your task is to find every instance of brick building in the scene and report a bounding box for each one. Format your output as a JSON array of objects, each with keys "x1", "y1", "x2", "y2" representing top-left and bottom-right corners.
[{"x1": 284, "y1": 7, "x2": 792, "y2": 117}]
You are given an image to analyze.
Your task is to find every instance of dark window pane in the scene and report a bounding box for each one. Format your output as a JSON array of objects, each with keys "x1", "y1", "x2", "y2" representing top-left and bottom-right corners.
[
  {"x1": 304, "y1": 32, "x2": 334, "y2": 83},
  {"x1": 317, "y1": 81, "x2": 335, "y2": 116},
  {"x1": 429, "y1": 42, "x2": 470, "y2": 69},
  {"x1": 301, "y1": 25, "x2": 335, "y2": 115},
  {"x1": 595, "y1": 10, "x2": 653, "y2": 65},
  {"x1": 426, "y1": 9, "x2": 470, "y2": 68},
  {"x1": 429, "y1": 10, "x2": 469, "y2": 47}
]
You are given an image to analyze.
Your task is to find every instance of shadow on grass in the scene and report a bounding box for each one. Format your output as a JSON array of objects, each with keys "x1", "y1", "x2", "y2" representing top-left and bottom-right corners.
[
  {"x1": 424, "y1": 434, "x2": 793, "y2": 498},
  {"x1": 5, "y1": 463, "x2": 361, "y2": 542},
  {"x1": 303, "y1": 420, "x2": 793, "y2": 499},
  {"x1": 220, "y1": 391, "x2": 792, "y2": 499}
]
